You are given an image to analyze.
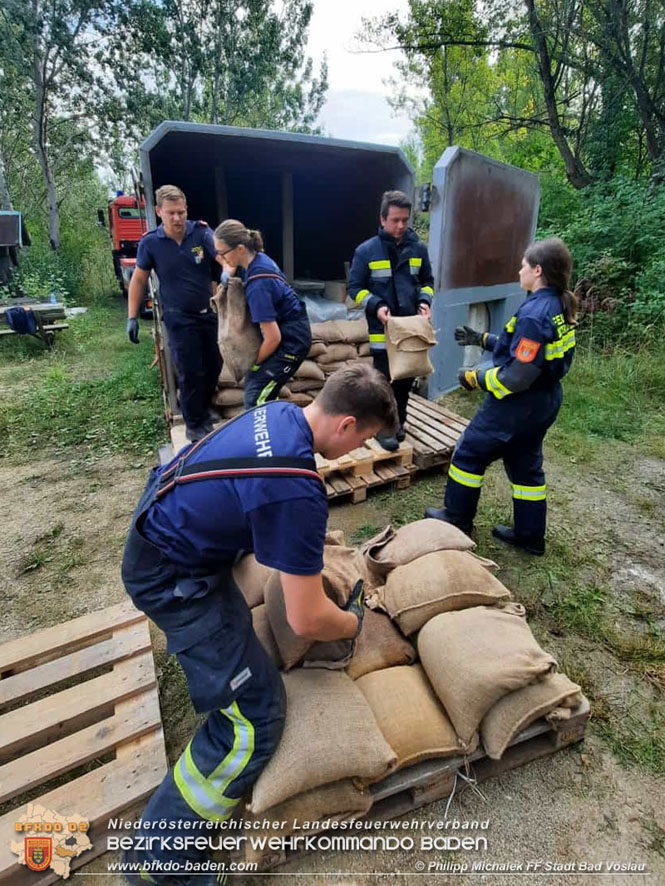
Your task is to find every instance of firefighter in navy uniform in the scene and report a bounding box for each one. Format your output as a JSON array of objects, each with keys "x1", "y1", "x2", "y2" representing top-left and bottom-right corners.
[
  {"x1": 348, "y1": 190, "x2": 434, "y2": 451},
  {"x1": 120, "y1": 363, "x2": 397, "y2": 886},
  {"x1": 425, "y1": 238, "x2": 577, "y2": 556},
  {"x1": 213, "y1": 219, "x2": 312, "y2": 409},
  {"x1": 128, "y1": 185, "x2": 225, "y2": 443}
]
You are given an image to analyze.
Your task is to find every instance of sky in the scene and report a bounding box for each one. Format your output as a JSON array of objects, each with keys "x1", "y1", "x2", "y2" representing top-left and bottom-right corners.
[{"x1": 306, "y1": 0, "x2": 414, "y2": 146}]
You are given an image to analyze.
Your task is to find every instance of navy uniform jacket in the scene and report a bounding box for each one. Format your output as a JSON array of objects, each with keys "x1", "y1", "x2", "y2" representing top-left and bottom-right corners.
[
  {"x1": 477, "y1": 286, "x2": 576, "y2": 400},
  {"x1": 348, "y1": 228, "x2": 434, "y2": 349},
  {"x1": 136, "y1": 220, "x2": 217, "y2": 317}
]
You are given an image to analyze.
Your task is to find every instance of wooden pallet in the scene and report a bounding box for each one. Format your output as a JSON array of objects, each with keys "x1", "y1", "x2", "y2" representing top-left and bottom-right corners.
[
  {"x1": 0, "y1": 601, "x2": 168, "y2": 884},
  {"x1": 238, "y1": 696, "x2": 590, "y2": 871},
  {"x1": 406, "y1": 394, "x2": 469, "y2": 470}
]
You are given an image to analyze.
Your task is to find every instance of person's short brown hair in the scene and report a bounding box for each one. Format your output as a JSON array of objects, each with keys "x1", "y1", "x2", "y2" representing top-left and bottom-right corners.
[
  {"x1": 155, "y1": 185, "x2": 187, "y2": 207},
  {"x1": 380, "y1": 190, "x2": 412, "y2": 220},
  {"x1": 315, "y1": 362, "x2": 398, "y2": 432}
]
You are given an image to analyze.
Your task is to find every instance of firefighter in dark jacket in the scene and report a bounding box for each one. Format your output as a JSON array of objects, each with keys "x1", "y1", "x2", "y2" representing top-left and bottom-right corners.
[
  {"x1": 425, "y1": 238, "x2": 577, "y2": 556},
  {"x1": 348, "y1": 190, "x2": 434, "y2": 450}
]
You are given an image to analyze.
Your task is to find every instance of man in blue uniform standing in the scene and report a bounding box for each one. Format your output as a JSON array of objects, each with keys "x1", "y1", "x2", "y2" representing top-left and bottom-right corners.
[
  {"x1": 121, "y1": 362, "x2": 398, "y2": 884},
  {"x1": 348, "y1": 190, "x2": 434, "y2": 451},
  {"x1": 425, "y1": 238, "x2": 576, "y2": 555},
  {"x1": 127, "y1": 185, "x2": 223, "y2": 442}
]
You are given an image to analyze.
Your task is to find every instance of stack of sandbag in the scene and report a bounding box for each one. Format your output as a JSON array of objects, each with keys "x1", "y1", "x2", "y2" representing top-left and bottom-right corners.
[
  {"x1": 308, "y1": 318, "x2": 373, "y2": 378},
  {"x1": 234, "y1": 519, "x2": 583, "y2": 852}
]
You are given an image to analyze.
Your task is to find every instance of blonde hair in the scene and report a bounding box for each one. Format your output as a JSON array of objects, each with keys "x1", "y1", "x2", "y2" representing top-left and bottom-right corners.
[
  {"x1": 214, "y1": 219, "x2": 263, "y2": 252},
  {"x1": 155, "y1": 184, "x2": 186, "y2": 206}
]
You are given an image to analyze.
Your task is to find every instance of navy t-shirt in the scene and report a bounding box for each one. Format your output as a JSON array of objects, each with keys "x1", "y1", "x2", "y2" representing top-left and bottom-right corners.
[
  {"x1": 136, "y1": 220, "x2": 217, "y2": 315},
  {"x1": 141, "y1": 401, "x2": 327, "y2": 575},
  {"x1": 244, "y1": 252, "x2": 303, "y2": 324}
]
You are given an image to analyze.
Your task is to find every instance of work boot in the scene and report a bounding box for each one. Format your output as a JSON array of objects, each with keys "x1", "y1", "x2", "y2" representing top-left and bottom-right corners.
[
  {"x1": 185, "y1": 425, "x2": 208, "y2": 443},
  {"x1": 492, "y1": 524, "x2": 545, "y2": 556},
  {"x1": 376, "y1": 430, "x2": 399, "y2": 452},
  {"x1": 424, "y1": 507, "x2": 473, "y2": 537},
  {"x1": 395, "y1": 424, "x2": 406, "y2": 443}
]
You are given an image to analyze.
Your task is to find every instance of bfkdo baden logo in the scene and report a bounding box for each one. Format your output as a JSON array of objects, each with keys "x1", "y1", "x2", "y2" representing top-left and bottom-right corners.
[{"x1": 11, "y1": 803, "x2": 92, "y2": 879}]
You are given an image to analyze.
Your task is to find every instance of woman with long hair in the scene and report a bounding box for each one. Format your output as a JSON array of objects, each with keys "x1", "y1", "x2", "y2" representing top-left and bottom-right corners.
[
  {"x1": 214, "y1": 219, "x2": 312, "y2": 408},
  {"x1": 425, "y1": 237, "x2": 577, "y2": 556}
]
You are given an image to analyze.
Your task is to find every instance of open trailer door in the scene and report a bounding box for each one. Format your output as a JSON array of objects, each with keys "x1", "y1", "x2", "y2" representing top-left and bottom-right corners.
[{"x1": 427, "y1": 147, "x2": 540, "y2": 397}]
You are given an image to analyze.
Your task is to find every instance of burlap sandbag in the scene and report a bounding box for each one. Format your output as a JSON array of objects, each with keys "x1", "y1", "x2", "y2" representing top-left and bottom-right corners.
[
  {"x1": 362, "y1": 520, "x2": 475, "y2": 577},
  {"x1": 378, "y1": 550, "x2": 510, "y2": 635},
  {"x1": 310, "y1": 318, "x2": 368, "y2": 344},
  {"x1": 288, "y1": 391, "x2": 314, "y2": 406},
  {"x1": 243, "y1": 779, "x2": 372, "y2": 863},
  {"x1": 218, "y1": 361, "x2": 240, "y2": 388},
  {"x1": 218, "y1": 405, "x2": 244, "y2": 419},
  {"x1": 211, "y1": 278, "x2": 260, "y2": 382},
  {"x1": 358, "y1": 665, "x2": 479, "y2": 767},
  {"x1": 418, "y1": 606, "x2": 558, "y2": 745},
  {"x1": 213, "y1": 386, "x2": 245, "y2": 407},
  {"x1": 247, "y1": 670, "x2": 396, "y2": 813},
  {"x1": 480, "y1": 673, "x2": 582, "y2": 760},
  {"x1": 320, "y1": 360, "x2": 352, "y2": 374},
  {"x1": 317, "y1": 343, "x2": 360, "y2": 364},
  {"x1": 264, "y1": 543, "x2": 364, "y2": 669},
  {"x1": 346, "y1": 609, "x2": 416, "y2": 680},
  {"x1": 294, "y1": 359, "x2": 326, "y2": 381},
  {"x1": 288, "y1": 378, "x2": 324, "y2": 393},
  {"x1": 386, "y1": 315, "x2": 437, "y2": 381},
  {"x1": 232, "y1": 554, "x2": 274, "y2": 608},
  {"x1": 308, "y1": 341, "x2": 327, "y2": 358},
  {"x1": 358, "y1": 342, "x2": 371, "y2": 357},
  {"x1": 251, "y1": 604, "x2": 281, "y2": 668}
]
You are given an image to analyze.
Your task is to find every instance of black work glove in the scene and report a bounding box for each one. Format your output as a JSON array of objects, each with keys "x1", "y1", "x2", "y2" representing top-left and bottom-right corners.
[
  {"x1": 127, "y1": 317, "x2": 139, "y2": 344},
  {"x1": 343, "y1": 579, "x2": 365, "y2": 639},
  {"x1": 457, "y1": 368, "x2": 480, "y2": 391},
  {"x1": 454, "y1": 325, "x2": 484, "y2": 347}
]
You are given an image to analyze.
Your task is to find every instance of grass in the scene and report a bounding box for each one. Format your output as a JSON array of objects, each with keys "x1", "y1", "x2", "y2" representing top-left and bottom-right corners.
[{"x1": 0, "y1": 299, "x2": 164, "y2": 460}]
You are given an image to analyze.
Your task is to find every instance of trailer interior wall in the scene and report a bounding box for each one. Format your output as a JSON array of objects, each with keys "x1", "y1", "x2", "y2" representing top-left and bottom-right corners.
[{"x1": 139, "y1": 123, "x2": 414, "y2": 282}]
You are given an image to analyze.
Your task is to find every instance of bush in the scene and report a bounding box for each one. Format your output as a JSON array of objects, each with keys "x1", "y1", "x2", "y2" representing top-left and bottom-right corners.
[{"x1": 539, "y1": 177, "x2": 665, "y2": 341}]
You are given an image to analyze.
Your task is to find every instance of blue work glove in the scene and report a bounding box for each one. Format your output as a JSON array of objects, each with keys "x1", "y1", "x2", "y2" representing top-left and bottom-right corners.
[
  {"x1": 127, "y1": 317, "x2": 139, "y2": 344},
  {"x1": 343, "y1": 579, "x2": 365, "y2": 638},
  {"x1": 457, "y1": 368, "x2": 480, "y2": 391}
]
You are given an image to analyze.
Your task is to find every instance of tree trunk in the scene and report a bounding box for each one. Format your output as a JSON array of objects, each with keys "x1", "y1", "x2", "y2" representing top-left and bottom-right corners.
[
  {"x1": 30, "y1": 0, "x2": 59, "y2": 249},
  {"x1": 524, "y1": 0, "x2": 592, "y2": 189},
  {"x1": 0, "y1": 153, "x2": 12, "y2": 211}
]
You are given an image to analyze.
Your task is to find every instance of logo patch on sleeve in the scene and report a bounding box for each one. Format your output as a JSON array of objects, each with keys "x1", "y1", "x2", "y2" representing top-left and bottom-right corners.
[
  {"x1": 230, "y1": 667, "x2": 252, "y2": 691},
  {"x1": 515, "y1": 337, "x2": 541, "y2": 363}
]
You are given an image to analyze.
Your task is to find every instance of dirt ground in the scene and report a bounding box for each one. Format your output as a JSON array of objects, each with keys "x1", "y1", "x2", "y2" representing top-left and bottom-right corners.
[{"x1": 1, "y1": 442, "x2": 664, "y2": 885}]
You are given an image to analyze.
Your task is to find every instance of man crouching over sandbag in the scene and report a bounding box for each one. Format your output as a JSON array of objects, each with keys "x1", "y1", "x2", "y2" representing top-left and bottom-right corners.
[{"x1": 120, "y1": 362, "x2": 397, "y2": 885}]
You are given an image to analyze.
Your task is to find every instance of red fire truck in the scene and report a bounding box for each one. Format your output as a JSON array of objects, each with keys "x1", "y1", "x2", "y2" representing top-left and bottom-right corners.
[{"x1": 100, "y1": 193, "x2": 152, "y2": 315}]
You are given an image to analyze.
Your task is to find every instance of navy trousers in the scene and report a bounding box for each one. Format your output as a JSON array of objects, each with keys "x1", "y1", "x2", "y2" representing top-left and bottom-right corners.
[
  {"x1": 243, "y1": 310, "x2": 311, "y2": 409},
  {"x1": 165, "y1": 311, "x2": 221, "y2": 432},
  {"x1": 372, "y1": 349, "x2": 413, "y2": 426},
  {"x1": 120, "y1": 473, "x2": 286, "y2": 880},
  {"x1": 444, "y1": 385, "x2": 563, "y2": 538}
]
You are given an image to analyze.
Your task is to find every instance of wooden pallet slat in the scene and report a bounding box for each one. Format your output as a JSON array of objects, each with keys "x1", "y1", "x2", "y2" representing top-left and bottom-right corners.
[
  {"x1": 0, "y1": 600, "x2": 143, "y2": 676},
  {"x1": 0, "y1": 621, "x2": 151, "y2": 707},
  {"x1": 0, "y1": 603, "x2": 168, "y2": 885},
  {"x1": 0, "y1": 692, "x2": 161, "y2": 805}
]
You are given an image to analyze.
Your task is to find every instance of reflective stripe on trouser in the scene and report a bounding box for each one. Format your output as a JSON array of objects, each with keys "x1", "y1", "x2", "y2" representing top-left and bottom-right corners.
[{"x1": 131, "y1": 630, "x2": 286, "y2": 872}]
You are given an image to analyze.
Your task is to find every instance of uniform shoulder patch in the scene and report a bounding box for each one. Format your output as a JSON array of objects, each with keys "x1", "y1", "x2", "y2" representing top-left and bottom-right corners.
[{"x1": 515, "y1": 337, "x2": 541, "y2": 363}]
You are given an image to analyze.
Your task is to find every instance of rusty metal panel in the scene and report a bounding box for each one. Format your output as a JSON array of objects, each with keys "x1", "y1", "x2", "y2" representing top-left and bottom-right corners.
[{"x1": 428, "y1": 147, "x2": 540, "y2": 396}]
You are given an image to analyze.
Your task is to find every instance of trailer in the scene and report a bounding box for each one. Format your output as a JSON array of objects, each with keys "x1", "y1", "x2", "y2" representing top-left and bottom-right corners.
[{"x1": 138, "y1": 123, "x2": 540, "y2": 419}]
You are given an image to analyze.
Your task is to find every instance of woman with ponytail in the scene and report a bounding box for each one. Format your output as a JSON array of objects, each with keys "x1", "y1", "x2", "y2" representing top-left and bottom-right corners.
[
  {"x1": 214, "y1": 219, "x2": 312, "y2": 408},
  {"x1": 425, "y1": 238, "x2": 577, "y2": 556}
]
